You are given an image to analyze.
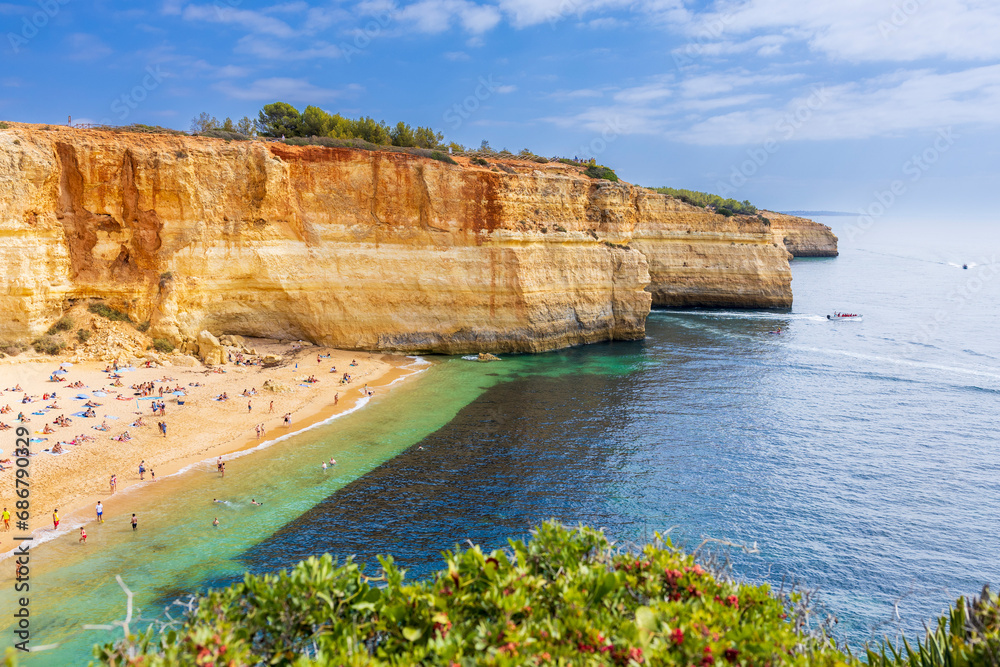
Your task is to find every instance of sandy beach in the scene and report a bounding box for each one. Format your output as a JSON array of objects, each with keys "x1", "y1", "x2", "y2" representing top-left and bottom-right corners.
[{"x1": 0, "y1": 340, "x2": 422, "y2": 555}]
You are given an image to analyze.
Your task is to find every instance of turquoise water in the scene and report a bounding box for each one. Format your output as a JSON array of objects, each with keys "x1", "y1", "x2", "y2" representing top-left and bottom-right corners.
[{"x1": 4, "y1": 219, "x2": 999, "y2": 663}]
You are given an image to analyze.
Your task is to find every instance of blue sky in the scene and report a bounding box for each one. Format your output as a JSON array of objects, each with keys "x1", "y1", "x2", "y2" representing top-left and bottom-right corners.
[{"x1": 3, "y1": 0, "x2": 999, "y2": 219}]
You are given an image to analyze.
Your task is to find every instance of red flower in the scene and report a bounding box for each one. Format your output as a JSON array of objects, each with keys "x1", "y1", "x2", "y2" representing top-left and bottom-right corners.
[
  {"x1": 702, "y1": 646, "x2": 715, "y2": 665},
  {"x1": 726, "y1": 595, "x2": 739, "y2": 609},
  {"x1": 724, "y1": 648, "x2": 740, "y2": 663},
  {"x1": 671, "y1": 628, "x2": 684, "y2": 645}
]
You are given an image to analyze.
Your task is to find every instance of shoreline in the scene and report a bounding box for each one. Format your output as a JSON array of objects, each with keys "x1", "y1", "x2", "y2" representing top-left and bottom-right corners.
[{"x1": 0, "y1": 345, "x2": 432, "y2": 557}]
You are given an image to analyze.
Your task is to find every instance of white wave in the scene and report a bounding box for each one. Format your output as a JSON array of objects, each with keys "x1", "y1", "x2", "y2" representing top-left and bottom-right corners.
[
  {"x1": 653, "y1": 310, "x2": 826, "y2": 322},
  {"x1": 792, "y1": 346, "x2": 1000, "y2": 382}
]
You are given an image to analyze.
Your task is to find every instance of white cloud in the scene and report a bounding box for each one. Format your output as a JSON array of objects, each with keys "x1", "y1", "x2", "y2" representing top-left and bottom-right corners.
[
  {"x1": 444, "y1": 50, "x2": 470, "y2": 60},
  {"x1": 182, "y1": 4, "x2": 297, "y2": 38},
  {"x1": 393, "y1": 0, "x2": 501, "y2": 34},
  {"x1": 690, "y1": 0, "x2": 1000, "y2": 62},
  {"x1": 235, "y1": 36, "x2": 342, "y2": 60},
  {"x1": 213, "y1": 77, "x2": 360, "y2": 102},
  {"x1": 543, "y1": 65, "x2": 1000, "y2": 145}
]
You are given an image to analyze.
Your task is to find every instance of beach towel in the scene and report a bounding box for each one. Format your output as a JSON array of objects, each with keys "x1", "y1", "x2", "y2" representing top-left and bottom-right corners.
[
  {"x1": 92, "y1": 391, "x2": 107, "y2": 397},
  {"x1": 73, "y1": 394, "x2": 89, "y2": 400}
]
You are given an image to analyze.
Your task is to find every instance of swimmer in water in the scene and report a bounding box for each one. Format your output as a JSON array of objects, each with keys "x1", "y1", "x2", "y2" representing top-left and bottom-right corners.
[
  {"x1": 213, "y1": 517, "x2": 219, "y2": 526},
  {"x1": 79, "y1": 527, "x2": 87, "y2": 544},
  {"x1": 322, "y1": 462, "x2": 328, "y2": 472},
  {"x1": 329, "y1": 457, "x2": 336, "y2": 466},
  {"x1": 251, "y1": 499, "x2": 262, "y2": 506},
  {"x1": 213, "y1": 498, "x2": 223, "y2": 503}
]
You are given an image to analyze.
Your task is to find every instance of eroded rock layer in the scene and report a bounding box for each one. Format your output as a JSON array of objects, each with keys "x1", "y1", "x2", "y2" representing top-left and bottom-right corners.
[
  {"x1": 763, "y1": 210, "x2": 839, "y2": 257},
  {"x1": 0, "y1": 124, "x2": 836, "y2": 353}
]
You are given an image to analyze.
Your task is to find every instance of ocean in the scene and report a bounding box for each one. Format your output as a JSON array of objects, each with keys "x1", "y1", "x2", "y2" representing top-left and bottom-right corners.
[{"x1": 4, "y1": 217, "x2": 999, "y2": 664}]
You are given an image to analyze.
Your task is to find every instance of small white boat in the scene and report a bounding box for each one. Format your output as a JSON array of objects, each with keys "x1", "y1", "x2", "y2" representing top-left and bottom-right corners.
[{"x1": 827, "y1": 312, "x2": 862, "y2": 321}]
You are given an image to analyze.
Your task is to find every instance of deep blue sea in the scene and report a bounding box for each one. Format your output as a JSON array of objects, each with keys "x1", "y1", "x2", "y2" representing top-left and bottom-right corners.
[
  {"x1": 6, "y1": 218, "x2": 998, "y2": 663},
  {"x1": 248, "y1": 217, "x2": 1000, "y2": 647}
]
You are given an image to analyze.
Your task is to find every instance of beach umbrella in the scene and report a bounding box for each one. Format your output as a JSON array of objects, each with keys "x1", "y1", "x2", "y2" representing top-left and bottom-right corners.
[{"x1": 172, "y1": 390, "x2": 186, "y2": 396}]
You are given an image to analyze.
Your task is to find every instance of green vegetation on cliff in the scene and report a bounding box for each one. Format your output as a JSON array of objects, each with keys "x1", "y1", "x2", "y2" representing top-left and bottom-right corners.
[
  {"x1": 653, "y1": 187, "x2": 758, "y2": 217},
  {"x1": 84, "y1": 522, "x2": 999, "y2": 666}
]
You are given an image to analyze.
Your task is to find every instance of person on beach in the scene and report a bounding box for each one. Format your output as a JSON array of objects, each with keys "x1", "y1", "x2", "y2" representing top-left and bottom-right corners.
[
  {"x1": 110, "y1": 474, "x2": 117, "y2": 494},
  {"x1": 213, "y1": 517, "x2": 219, "y2": 526},
  {"x1": 217, "y1": 457, "x2": 223, "y2": 473},
  {"x1": 53, "y1": 509, "x2": 59, "y2": 529},
  {"x1": 283, "y1": 413, "x2": 291, "y2": 426},
  {"x1": 160, "y1": 421, "x2": 167, "y2": 438},
  {"x1": 2, "y1": 507, "x2": 10, "y2": 531},
  {"x1": 150, "y1": 469, "x2": 156, "y2": 481},
  {"x1": 221, "y1": 462, "x2": 225, "y2": 478},
  {"x1": 255, "y1": 424, "x2": 260, "y2": 439},
  {"x1": 247, "y1": 401, "x2": 252, "y2": 413},
  {"x1": 96, "y1": 501, "x2": 104, "y2": 523},
  {"x1": 79, "y1": 527, "x2": 87, "y2": 544},
  {"x1": 268, "y1": 400, "x2": 274, "y2": 413},
  {"x1": 334, "y1": 393, "x2": 339, "y2": 406},
  {"x1": 131, "y1": 513, "x2": 138, "y2": 531},
  {"x1": 139, "y1": 460, "x2": 145, "y2": 480}
]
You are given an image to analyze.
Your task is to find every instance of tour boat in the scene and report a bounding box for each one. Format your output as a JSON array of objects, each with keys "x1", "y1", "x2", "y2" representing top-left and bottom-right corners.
[{"x1": 827, "y1": 312, "x2": 862, "y2": 321}]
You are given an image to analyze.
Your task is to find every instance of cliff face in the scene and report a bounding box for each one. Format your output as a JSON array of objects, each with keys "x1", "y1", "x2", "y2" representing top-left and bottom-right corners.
[
  {"x1": 0, "y1": 125, "x2": 835, "y2": 353},
  {"x1": 762, "y1": 210, "x2": 839, "y2": 257}
]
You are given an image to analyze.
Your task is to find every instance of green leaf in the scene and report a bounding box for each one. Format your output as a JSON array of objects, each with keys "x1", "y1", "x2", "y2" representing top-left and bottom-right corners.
[{"x1": 402, "y1": 627, "x2": 423, "y2": 642}]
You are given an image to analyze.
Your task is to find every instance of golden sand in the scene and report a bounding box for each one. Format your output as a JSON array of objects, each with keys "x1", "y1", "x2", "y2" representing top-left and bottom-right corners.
[{"x1": 0, "y1": 341, "x2": 418, "y2": 554}]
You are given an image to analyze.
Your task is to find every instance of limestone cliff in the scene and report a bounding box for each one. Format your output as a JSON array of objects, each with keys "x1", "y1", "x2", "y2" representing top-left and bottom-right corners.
[
  {"x1": 0, "y1": 124, "x2": 835, "y2": 353},
  {"x1": 762, "y1": 210, "x2": 839, "y2": 257}
]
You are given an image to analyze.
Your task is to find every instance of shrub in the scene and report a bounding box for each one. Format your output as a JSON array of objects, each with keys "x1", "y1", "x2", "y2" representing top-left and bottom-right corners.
[
  {"x1": 96, "y1": 522, "x2": 859, "y2": 666},
  {"x1": 77, "y1": 329, "x2": 91, "y2": 343},
  {"x1": 429, "y1": 151, "x2": 457, "y2": 165},
  {"x1": 585, "y1": 164, "x2": 619, "y2": 182},
  {"x1": 88, "y1": 302, "x2": 132, "y2": 323},
  {"x1": 1, "y1": 342, "x2": 27, "y2": 357},
  {"x1": 0, "y1": 121, "x2": 9, "y2": 129},
  {"x1": 654, "y1": 188, "x2": 758, "y2": 216},
  {"x1": 136, "y1": 321, "x2": 151, "y2": 333},
  {"x1": 13, "y1": 139, "x2": 20, "y2": 145},
  {"x1": 471, "y1": 156, "x2": 489, "y2": 167},
  {"x1": 497, "y1": 163, "x2": 517, "y2": 175},
  {"x1": 174, "y1": 151, "x2": 187, "y2": 159},
  {"x1": 532, "y1": 155, "x2": 549, "y2": 163},
  {"x1": 32, "y1": 336, "x2": 65, "y2": 355},
  {"x1": 46, "y1": 316, "x2": 74, "y2": 335},
  {"x1": 199, "y1": 129, "x2": 250, "y2": 141},
  {"x1": 152, "y1": 338, "x2": 175, "y2": 353},
  {"x1": 558, "y1": 157, "x2": 579, "y2": 166}
]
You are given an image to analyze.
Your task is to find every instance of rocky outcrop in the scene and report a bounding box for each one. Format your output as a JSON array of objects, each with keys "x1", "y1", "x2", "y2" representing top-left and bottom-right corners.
[
  {"x1": 762, "y1": 211, "x2": 839, "y2": 257},
  {"x1": 196, "y1": 330, "x2": 224, "y2": 365},
  {"x1": 0, "y1": 124, "x2": 836, "y2": 353}
]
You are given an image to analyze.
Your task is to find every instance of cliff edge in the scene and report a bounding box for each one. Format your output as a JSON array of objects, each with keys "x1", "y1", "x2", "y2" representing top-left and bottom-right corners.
[{"x1": 0, "y1": 124, "x2": 837, "y2": 353}]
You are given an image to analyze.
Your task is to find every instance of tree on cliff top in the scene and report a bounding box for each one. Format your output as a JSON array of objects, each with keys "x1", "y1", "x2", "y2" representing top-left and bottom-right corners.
[{"x1": 257, "y1": 101, "x2": 302, "y2": 137}]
